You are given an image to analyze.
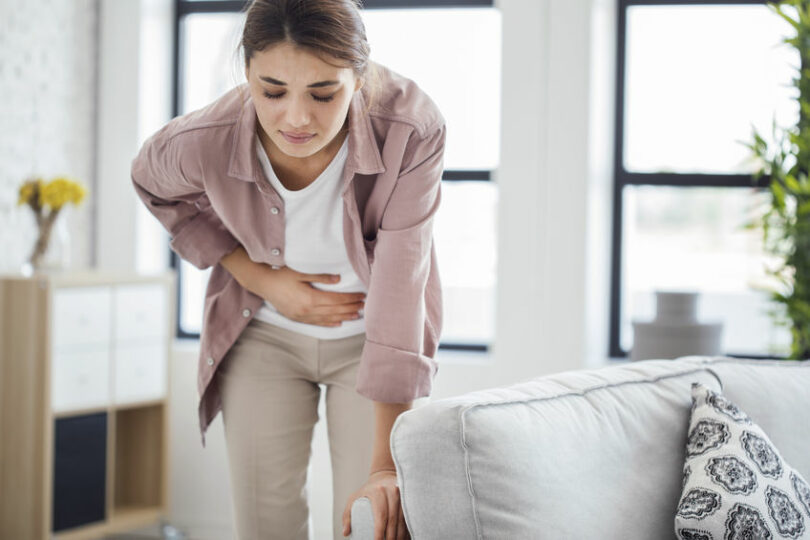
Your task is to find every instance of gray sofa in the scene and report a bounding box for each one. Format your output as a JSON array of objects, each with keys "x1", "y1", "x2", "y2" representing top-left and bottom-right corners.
[{"x1": 349, "y1": 356, "x2": 810, "y2": 539}]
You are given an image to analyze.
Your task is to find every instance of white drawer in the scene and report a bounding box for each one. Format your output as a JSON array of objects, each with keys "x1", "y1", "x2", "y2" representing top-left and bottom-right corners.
[
  {"x1": 114, "y1": 284, "x2": 168, "y2": 342},
  {"x1": 113, "y1": 343, "x2": 167, "y2": 405},
  {"x1": 53, "y1": 286, "x2": 113, "y2": 348},
  {"x1": 51, "y1": 346, "x2": 111, "y2": 413}
]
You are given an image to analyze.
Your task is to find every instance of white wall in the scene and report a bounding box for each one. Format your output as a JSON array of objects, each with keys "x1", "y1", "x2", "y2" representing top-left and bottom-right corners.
[
  {"x1": 15, "y1": 0, "x2": 617, "y2": 537},
  {"x1": 0, "y1": 0, "x2": 98, "y2": 273}
]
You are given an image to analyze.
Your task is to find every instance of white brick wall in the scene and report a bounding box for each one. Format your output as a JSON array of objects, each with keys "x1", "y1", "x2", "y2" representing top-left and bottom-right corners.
[{"x1": 0, "y1": 0, "x2": 98, "y2": 273}]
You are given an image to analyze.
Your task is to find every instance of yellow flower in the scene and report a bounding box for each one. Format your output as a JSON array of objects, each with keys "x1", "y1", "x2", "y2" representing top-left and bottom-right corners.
[
  {"x1": 17, "y1": 175, "x2": 87, "y2": 211},
  {"x1": 39, "y1": 176, "x2": 88, "y2": 210},
  {"x1": 17, "y1": 177, "x2": 44, "y2": 206}
]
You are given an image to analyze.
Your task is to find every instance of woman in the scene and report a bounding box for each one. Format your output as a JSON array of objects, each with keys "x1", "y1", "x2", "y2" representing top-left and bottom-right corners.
[{"x1": 130, "y1": 0, "x2": 445, "y2": 538}]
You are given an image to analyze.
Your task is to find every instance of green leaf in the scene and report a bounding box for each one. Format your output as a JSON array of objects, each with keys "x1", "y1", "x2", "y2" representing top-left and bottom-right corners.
[
  {"x1": 798, "y1": 172, "x2": 810, "y2": 194},
  {"x1": 784, "y1": 36, "x2": 801, "y2": 48},
  {"x1": 772, "y1": 179, "x2": 787, "y2": 210},
  {"x1": 774, "y1": 4, "x2": 801, "y2": 30},
  {"x1": 785, "y1": 173, "x2": 801, "y2": 192},
  {"x1": 792, "y1": 299, "x2": 810, "y2": 320}
]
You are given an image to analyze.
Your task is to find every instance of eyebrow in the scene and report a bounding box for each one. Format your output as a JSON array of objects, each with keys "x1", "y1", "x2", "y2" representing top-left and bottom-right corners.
[{"x1": 259, "y1": 76, "x2": 340, "y2": 88}]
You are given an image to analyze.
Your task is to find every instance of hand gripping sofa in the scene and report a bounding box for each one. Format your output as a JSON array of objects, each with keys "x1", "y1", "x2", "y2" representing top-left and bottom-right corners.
[{"x1": 349, "y1": 356, "x2": 810, "y2": 539}]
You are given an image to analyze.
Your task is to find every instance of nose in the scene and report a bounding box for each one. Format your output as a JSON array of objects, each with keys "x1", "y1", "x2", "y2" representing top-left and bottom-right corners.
[{"x1": 285, "y1": 95, "x2": 311, "y2": 130}]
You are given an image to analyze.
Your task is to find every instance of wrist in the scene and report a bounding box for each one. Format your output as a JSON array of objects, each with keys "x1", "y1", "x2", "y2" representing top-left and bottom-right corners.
[
  {"x1": 220, "y1": 246, "x2": 266, "y2": 293},
  {"x1": 369, "y1": 468, "x2": 397, "y2": 477}
]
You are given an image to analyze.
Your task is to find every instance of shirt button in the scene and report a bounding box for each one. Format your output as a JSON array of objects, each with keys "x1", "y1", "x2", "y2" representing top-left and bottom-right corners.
[
  {"x1": 206, "y1": 356, "x2": 214, "y2": 366},
  {"x1": 270, "y1": 207, "x2": 280, "y2": 215},
  {"x1": 242, "y1": 308, "x2": 251, "y2": 318},
  {"x1": 271, "y1": 248, "x2": 280, "y2": 256}
]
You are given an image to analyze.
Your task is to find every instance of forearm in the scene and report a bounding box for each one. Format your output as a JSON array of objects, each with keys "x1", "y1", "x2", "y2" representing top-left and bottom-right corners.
[
  {"x1": 219, "y1": 245, "x2": 265, "y2": 293},
  {"x1": 369, "y1": 400, "x2": 413, "y2": 474}
]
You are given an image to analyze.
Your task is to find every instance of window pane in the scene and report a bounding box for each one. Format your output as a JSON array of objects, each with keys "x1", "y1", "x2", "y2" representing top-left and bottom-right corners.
[
  {"x1": 180, "y1": 13, "x2": 245, "y2": 112},
  {"x1": 434, "y1": 181, "x2": 498, "y2": 344},
  {"x1": 621, "y1": 186, "x2": 792, "y2": 357},
  {"x1": 177, "y1": 13, "x2": 243, "y2": 336},
  {"x1": 180, "y1": 262, "x2": 209, "y2": 334},
  {"x1": 624, "y1": 5, "x2": 798, "y2": 174},
  {"x1": 361, "y1": 8, "x2": 501, "y2": 170}
]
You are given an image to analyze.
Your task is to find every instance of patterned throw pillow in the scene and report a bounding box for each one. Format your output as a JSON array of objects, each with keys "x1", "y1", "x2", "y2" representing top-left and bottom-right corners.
[{"x1": 674, "y1": 382, "x2": 810, "y2": 540}]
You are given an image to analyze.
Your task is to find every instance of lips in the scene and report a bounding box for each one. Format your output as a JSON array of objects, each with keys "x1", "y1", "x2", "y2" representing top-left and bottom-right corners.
[{"x1": 281, "y1": 131, "x2": 314, "y2": 144}]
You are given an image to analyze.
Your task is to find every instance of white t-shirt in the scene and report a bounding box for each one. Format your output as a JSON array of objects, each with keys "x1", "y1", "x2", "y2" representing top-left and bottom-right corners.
[{"x1": 252, "y1": 134, "x2": 368, "y2": 339}]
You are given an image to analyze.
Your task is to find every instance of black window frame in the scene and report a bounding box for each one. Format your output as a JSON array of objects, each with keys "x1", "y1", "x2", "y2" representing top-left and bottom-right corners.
[
  {"x1": 171, "y1": 0, "x2": 496, "y2": 352},
  {"x1": 610, "y1": 0, "x2": 785, "y2": 360}
]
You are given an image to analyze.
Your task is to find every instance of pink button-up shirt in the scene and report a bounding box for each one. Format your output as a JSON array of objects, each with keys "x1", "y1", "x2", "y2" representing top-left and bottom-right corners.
[{"x1": 131, "y1": 61, "x2": 446, "y2": 447}]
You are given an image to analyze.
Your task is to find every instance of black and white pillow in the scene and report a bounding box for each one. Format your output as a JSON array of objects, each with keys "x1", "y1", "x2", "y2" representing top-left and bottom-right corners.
[{"x1": 674, "y1": 382, "x2": 810, "y2": 540}]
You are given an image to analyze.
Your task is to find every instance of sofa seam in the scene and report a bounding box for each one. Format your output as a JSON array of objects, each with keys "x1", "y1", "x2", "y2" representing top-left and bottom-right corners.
[
  {"x1": 705, "y1": 366, "x2": 724, "y2": 391},
  {"x1": 459, "y1": 407, "x2": 484, "y2": 540},
  {"x1": 459, "y1": 366, "x2": 716, "y2": 413},
  {"x1": 702, "y1": 357, "x2": 809, "y2": 367}
]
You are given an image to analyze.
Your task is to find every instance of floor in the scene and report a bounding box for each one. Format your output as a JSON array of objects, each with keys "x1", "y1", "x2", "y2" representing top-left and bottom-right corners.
[{"x1": 101, "y1": 521, "x2": 190, "y2": 540}]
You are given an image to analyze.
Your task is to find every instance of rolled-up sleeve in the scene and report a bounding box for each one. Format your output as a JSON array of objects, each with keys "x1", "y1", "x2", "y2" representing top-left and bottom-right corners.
[
  {"x1": 131, "y1": 129, "x2": 241, "y2": 270},
  {"x1": 356, "y1": 122, "x2": 446, "y2": 403}
]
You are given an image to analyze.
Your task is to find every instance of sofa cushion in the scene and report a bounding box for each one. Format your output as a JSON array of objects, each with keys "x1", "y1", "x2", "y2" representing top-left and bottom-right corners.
[
  {"x1": 674, "y1": 382, "x2": 810, "y2": 539},
  {"x1": 390, "y1": 359, "x2": 723, "y2": 540}
]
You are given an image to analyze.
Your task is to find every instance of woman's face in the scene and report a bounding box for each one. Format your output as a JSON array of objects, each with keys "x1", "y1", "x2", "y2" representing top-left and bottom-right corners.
[{"x1": 245, "y1": 41, "x2": 363, "y2": 164}]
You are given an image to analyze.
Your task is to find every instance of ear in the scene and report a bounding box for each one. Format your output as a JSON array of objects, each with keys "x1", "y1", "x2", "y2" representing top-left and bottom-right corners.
[{"x1": 355, "y1": 77, "x2": 365, "y2": 92}]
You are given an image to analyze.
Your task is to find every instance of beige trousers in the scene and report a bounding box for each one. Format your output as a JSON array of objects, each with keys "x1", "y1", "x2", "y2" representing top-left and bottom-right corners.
[{"x1": 215, "y1": 316, "x2": 375, "y2": 540}]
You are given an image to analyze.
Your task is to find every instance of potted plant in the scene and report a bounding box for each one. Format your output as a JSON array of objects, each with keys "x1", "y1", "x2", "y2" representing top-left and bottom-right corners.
[{"x1": 744, "y1": 0, "x2": 810, "y2": 360}]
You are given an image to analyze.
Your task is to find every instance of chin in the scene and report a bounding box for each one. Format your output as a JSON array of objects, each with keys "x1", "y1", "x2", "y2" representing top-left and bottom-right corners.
[{"x1": 277, "y1": 140, "x2": 320, "y2": 157}]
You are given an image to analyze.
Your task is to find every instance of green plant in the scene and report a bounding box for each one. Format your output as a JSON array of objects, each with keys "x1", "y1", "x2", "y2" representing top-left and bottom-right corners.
[{"x1": 743, "y1": 0, "x2": 810, "y2": 360}]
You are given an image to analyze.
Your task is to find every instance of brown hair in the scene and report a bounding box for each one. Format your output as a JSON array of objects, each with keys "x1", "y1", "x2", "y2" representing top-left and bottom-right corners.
[{"x1": 238, "y1": 0, "x2": 381, "y2": 112}]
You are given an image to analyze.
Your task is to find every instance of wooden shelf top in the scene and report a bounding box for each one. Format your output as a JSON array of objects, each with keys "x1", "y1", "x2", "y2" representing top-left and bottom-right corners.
[{"x1": 0, "y1": 268, "x2": 176, "y2": 287}]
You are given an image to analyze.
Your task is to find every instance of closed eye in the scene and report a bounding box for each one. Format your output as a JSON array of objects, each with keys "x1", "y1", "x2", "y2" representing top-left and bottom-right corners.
[{"x1": 263, "y1": 91, "x2": 334, "y2": 103}]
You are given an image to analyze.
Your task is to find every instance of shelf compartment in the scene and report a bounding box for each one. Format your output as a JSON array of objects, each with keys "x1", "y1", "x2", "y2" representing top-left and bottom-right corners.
[
  {"x1": 112, "y1": 404, "x2": 166, "y2": 512},
  {"x1": 52, "y1": 412, "x2": 108, "y2": 533}
]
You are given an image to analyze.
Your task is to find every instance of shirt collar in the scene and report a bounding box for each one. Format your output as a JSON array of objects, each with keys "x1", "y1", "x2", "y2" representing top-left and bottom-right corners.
[{"x1": 227, "y1": 84, "x2": 386, "y2": 190}]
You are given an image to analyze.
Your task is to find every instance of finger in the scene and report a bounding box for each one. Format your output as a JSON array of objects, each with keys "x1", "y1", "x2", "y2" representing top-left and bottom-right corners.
[
  {"x1": 301, "y1": 272, "x2": 340, "y2": 284},
  {"x1": 342, "y1": 497, "x2": 353, "y2": 537},
  {"x1": 386, "y1": 487, "x2": 398, "y2": 540},
  {"x1": 398, "y1": 517, "x2": 408, "y2": 540},
  {"x1": 308, "y1": 301, "x2": 365, "y2": 316},
  {"x1": 397, "y1": 497, "x2": 408, "y2": 540},
  {"x1": 372, "y1": 488, "x2": 388, "y2": 540},
  {"x1": 304, "y1": 310, "x2": 363, "y2": 326},
  {"x1": 311, "y1": 290, "x2": 368, "y2": 306}
]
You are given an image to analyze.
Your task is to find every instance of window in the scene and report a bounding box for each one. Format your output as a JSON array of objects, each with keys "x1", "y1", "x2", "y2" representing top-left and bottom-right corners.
[
  {"x1": 171, "y1": 0, "x2": 501, "y2": 350},
  {"x1": 612, "y1": 0, "x2": 799, "y2": 358}
]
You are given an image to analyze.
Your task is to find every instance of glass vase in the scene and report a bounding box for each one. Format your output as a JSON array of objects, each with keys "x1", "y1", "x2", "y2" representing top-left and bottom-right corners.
[{"x1": 23, "y1": 207, "x2": 71, "y2": 275}]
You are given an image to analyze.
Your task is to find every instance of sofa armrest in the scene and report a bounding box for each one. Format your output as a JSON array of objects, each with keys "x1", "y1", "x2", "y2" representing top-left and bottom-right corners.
[{"x1": 349, "y1": 497, "x2": 374, "y2": 539}]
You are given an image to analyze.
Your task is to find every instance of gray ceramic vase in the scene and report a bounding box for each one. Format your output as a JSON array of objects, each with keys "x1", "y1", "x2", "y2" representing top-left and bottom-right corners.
[{"x1": 630, "y1": 290, "x2": 724, "y2": 361}]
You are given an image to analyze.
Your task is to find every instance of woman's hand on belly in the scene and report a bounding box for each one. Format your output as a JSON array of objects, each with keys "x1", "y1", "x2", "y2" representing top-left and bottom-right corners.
[{"x1": 257, "y1": 265, "x2": 366, "y2": 327}]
